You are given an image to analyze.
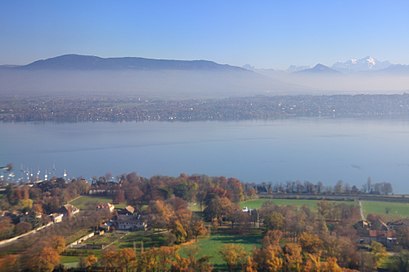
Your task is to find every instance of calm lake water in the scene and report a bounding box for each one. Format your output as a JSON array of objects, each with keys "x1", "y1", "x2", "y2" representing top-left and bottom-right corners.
[{"x1": 1, "y1": 119, "x2": 409, "y2": 192}]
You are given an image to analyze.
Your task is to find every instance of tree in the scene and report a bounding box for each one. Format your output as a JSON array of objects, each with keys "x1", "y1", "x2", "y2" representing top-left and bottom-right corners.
[
  {"x1": 262, "y1": 230, "x2": 283, "y2": 247},
  {"x1": 0, "y1": 255, "x2": 19, "y2": 272},
  {"x1": 139, "y1": 246, "x2": 178, "y2": 271},
  {"x1": 124, "y1": 184, "x2": 144, "y2": 204},
  {"x1": 172, "y1": 219, "x2": 188, "y2": 243},
  {"x1": 101, "y1": 248, "x2": 120, "y2": 271},
  {"x1": 190, "y1": 218, "x2": 208, "y2": 241},
  {"x1": 244, "y1": 256, "x2": 257, "y2": 272},
  {"x1": 371, "y1": 241, "x2": 387, "y2": 267},
  {"x1": 220, "y1": 244, "x2": 248, "y2": 272},
  {"x1": 15, "y1": 221, "x2": 32, "y2": 235},
  {"x1": 283, "y1": 243, "x2": 303, "y2": 272},
  {"x1": 264, "y1": 211, "x2": 285, "y2": 230},
  {"x1": 0, "y1": 217, "x2": 14, "y2": 240},
  {"x1": 117, "y1": 248, "x2": 137, "y2": 272},
  {"x1": 113, "y1": 189, "x2": 125, "y2": 204},
  {"x1": 317, "y1": 200, "x2": 332, "y2": 220},
  {"x1": 148, "y1": 200, "x2": 175, "y2": 230},
  {"x1": 203, "y1": 196, "x2": 234, "y2": 224},
  {"x1": 387, "y1": 250, "x2": 409, "y2": 272},
  {"x1": 334, "y1": 180, "x2": 345, "y2": 194},
  {"x1": 79, "y1": 255, "x2": 98, "y2": 271},
  {"x1": 33, "y1": 246, "x2": 60, "y2": 272},
  {"x1": 253, "y1": 244, "x2": 283, "y2": 272},
  {"x1": 321, "y1": 257, "x2": 343, "y2": 272},
  {"x1": 299, "y1": 232, "x2": 322, "y2": 254}
]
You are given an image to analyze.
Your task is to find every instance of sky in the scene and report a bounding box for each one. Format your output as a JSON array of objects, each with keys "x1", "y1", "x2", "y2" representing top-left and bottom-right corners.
[{"x1": 1, "y1": 0, "x2": 408, "y2": 69}]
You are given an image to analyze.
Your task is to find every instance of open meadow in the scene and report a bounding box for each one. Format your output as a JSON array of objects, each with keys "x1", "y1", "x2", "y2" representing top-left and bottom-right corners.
[
  {"x1": 179, "y1": 230, "x2": 262, "y2": 270},
  {"x1": 361, "y1": 200, "x2": 409, "y2": 221},
  {"x1": 240, "y1": 198, "x2": 356, "y2": 211},
  {"x1": 69, "y1": 195, "x2": 126, "y2": 210}
]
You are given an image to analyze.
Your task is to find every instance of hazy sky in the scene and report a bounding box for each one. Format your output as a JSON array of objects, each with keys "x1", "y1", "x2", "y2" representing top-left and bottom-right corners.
[{"x1": 1, "y1": 0, "x2": 408, "y2": 69}]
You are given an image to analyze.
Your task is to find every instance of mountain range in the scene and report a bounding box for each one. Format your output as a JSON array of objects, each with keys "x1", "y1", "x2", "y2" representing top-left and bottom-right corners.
[
  {"x1": 1, "y1": 54, "x2": 408, "y2": 98},
  {"x1": 295, "y1": 64, "x2": 340, "y2": 74},
  {"x1": 290, "y1": 56, "x2": 408, "y2": 74},
  {"x1": 0, "y1": 54, "x2": 298, "y2": 98},
  {"x1": 1, "y1": 54, "x2": 408, "y2": 75},
  {"x1": 7, "y1": 54, "x2": 246, "y2": 72}
]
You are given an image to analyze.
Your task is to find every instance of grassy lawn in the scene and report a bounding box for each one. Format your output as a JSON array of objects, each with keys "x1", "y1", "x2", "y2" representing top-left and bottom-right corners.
[
  {"x1": 240, "y1": 198, "x2": 356, "y2": 211},
  {"x1": 86, "y1": 231, "x2": 126, "y2": 245},
  {"x1": 69, "y1": 195, "x2": 126, "y2": 210},
  {"x1": 362, "y1": 201, "x2": 409, "y2": 221},
  {"x1": 179, "y1": 230, "x2": 262, "y2": 269},
  {"x1": 240, "y1": 198, "x2": 319, "y2": 210},
  {"x1": 115, "y1": 230, "x2": 168, "y2": 249},
  {"x1": 60, "y1": 255, "x2": 81, "y2": 268}
]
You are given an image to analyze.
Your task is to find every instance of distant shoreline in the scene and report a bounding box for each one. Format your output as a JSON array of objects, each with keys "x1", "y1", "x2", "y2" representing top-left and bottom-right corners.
[{"x1": 2, "y1": 94, "x2": 409, "y2": 123}]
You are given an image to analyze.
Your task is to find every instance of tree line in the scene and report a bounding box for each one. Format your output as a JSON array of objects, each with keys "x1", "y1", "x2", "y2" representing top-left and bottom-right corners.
[{"x1": 252, "y1": 178, "x2": 393, "y2": 195}]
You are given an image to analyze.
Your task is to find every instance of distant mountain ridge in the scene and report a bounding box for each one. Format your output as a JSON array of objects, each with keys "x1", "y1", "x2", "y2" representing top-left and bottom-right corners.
[
  {"x1": 282, "y1": 56, "x2": 408, "y2": 75},
  {"x1": 296, "y1": 64, "x2": 339, "y2": 74},
  {"x1": 17, "y1": 54, "x2": 247, "y2": 72},
  {"x1": 0, "y1": 54, "x2": 302, "y2": 98}
]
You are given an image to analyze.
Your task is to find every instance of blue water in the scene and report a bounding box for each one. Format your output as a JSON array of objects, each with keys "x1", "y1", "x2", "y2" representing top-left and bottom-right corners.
[{"x1": 1, "y1": 119, "x2": 409, "y2": 192}]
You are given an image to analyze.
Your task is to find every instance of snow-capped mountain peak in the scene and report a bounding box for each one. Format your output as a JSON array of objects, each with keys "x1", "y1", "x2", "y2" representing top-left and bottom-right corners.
[
  {"x1": 366, "y1": 56, "x2": 376, "y2": 67},
  {"x1": 332, "y1": 56, "x2": 390, "y2": 72}
]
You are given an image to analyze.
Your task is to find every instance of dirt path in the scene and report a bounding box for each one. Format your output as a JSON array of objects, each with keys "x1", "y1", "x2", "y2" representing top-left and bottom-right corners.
[{"x1": 359, "y1": 200, "x2": 365, "y2": 220}]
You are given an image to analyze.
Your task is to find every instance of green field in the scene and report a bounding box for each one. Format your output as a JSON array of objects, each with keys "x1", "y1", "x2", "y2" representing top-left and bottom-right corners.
[
  {"x1": 87, "y1": 231, "x2": 126, "y2": 246},
  {"x1": 115, "y1": 230, "x2": 168, "y2": 249},
  {"x1": 240, "y1": 198, "x2": 356, "y2": 211},
  {"x1": 69, "y1": 195, "x2": 126, "y2": 210},
  {"x1": 241, "y1": 198, "x2": 319, "y2": 210},
  {"x1": 362, "y1": 201, "x2": 409, "y2": 220},
  {"x1": 60, "y1": 255, "x2": 81, "y2": 268},
  {"x1": 179, "y1": 231, "x2": 261, "y2": 269}
]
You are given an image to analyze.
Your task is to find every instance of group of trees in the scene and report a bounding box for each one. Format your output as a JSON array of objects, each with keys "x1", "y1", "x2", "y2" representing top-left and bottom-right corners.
[
  {"x1": 0, "y1": 235, "x2": 66, "y2": 272},
  {"x1": 1, "y1": 177, "x2": 90, "y2": 213},
  {"x1": 253, "y1": 179, "x2": 393, "y2": 196},
  {"x1": 80, "y1": 245, "x2": 213, "y2": 272},
  {"x1": 0, "y1": 178, "x2": 91, "y2": 239},
  {"x1": 220, "y1": 230, "x2": 356, "y2": 272},
  {"x1": 148, "y1": 197, "x2": 207, "y2": 244},
  {"x1": 106, "y1": 173, "x2": 249, "y2": 206}
]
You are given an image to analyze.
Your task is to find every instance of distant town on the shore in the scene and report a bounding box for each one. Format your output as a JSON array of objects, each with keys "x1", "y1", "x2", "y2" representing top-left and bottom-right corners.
[{"x1": 2, "y1": 94, "x2": 409, "y2": 122}]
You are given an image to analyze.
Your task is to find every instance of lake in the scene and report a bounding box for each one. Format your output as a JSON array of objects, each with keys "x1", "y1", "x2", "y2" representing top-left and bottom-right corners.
[{"x1": 1, "y1": 119, "x2": 409, "y2": 193}]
